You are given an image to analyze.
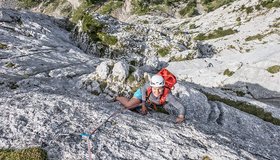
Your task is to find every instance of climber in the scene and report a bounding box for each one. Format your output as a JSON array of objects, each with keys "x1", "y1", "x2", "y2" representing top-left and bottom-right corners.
[{"x1": 115, "y1": 73, "x2": 185, "y2": 123}]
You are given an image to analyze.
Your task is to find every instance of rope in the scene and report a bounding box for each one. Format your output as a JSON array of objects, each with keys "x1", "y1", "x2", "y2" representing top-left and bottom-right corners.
[
  {"x1": 87, "y1": 137, "x2": 92, "y2": 160},
  {"x1": 80, "y1": 107, "x2": 127, "y2": 160}
]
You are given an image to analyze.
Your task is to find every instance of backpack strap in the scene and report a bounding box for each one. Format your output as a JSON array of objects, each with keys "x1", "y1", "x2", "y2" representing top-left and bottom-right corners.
[
  {"x1": 146, "y1": 87, "x2": 170, "y2": 108},
  {"x1": 159, "y1": 87, "x2": 170, "y2": 105}
]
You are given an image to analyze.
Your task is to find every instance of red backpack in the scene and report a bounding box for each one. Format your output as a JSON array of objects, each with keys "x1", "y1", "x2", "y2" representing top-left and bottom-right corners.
[{"x1": 146, "y1": 68, "x2": 177, "y2": 106}]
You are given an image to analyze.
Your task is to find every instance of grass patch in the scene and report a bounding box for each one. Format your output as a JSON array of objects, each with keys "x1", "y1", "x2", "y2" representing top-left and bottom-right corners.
[
  {"x1": 98, "y1": 0, "x2": 124, "y2": 15},
  {"x1": 81, "y1": 13, "x2": 104, "y2": 42},
  {"x1": 18, "y1": 0, "x2": 41, "y2": 9},
  {"x1": 170, "y1": 55, "x2": 188, "y2": 62},
  {"x1": 236, "y1": 91, "x2": 246, "y2": 97},
  {"x1": 236, "y1": 17, "x2": 241, "y2": 25},
  {"x1": 228, "y1": 45, "x2": 236, "y2": 49},
  {"x1": 99, "y1": 81, "x2": 107, "y2": 92},
  {"x1": 157, "y1": 46, "x2": 171, "y2": 57},
  {"x1": 260, "y1": 0, "x2": 280, "y2": 9},
  {"x1": 267, "y1": 65, "x2": 280, "y2": 74},
  {"x1": 223, "y1": 69, "x2": 234, "y2": 77},
  {"x1": 150, "y1": 4, "x2": 168, "y2": 13},
  {"x1": 255, "y1": 4, "x2": 261, "y2": 10},
  {"x1": 127, "y1": 74, "x2": 136, "y2": 83},
  {"x1": 0, "y1": 43, "x2": 8, "y2": 49},
  {"x1": 201, "y1": 0, "x2": 236, "y2": 12},
  {"x1": 97, "y1": 32, "x2": 118, "y2": 46},
  {"x1": 42, "y1": 0, "x2": 61, "y2": 14},
  {"x1": 189, "y1": 23, "x2": 198, "y2": 29},
  {"x1": 179, "y1": 0, "x2": 199, "y2": 17},
  {"x1": 204, "y1": 92, "x2": 280, "y2": 126},
  {"x1": 43, "y1": 0, "x2": 72, "y2": 17},
  {"x1": 245, "y1": 6, "x2": 254, "y2": 14},
  {"x1": 126, "y1": 66, "x2": 136, "y2": 83},
  {"x1": 244, "y1": 30, "x2": 278, "y2": 41},
  {"x1": 0, "y1": 147, "x2": 47, "y2": 160},
  {"x1": 123, "y1": 25, "x2": 134, "y2": 31},
  {"x1": 5, "y1": 62, "x2": 16, "y2": 68},
  {"x1": 245, "y1": 34, "x2": 264, "y2": 41},
  {"x1": 131, "y1": 0, "x2": 150, "y2": 15},
  {"x1": 271, "y1": 21, "x2": 280, "y2": 28},
  {"x1": 194, "y1": 27, "x2": 237, "y2": 41},
  {"x1": 236, "y1": 17, "x2": 241, "y2": 22},
  {"x1": 202, "y1": 155, "x2": 212, "y2": 160},
  {"x1": 71, "y1": 2, "x2": 92, "y2": 23}
]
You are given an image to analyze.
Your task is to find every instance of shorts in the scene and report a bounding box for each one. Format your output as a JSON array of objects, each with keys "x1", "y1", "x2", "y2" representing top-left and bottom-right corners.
[{"x1": 133, "y1": 88, "x2": 142, "y2": 100}]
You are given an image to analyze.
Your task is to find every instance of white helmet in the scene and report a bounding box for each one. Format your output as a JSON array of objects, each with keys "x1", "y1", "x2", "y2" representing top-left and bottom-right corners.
[{"x1": 150, "y1": 75, "x2": 165, "y2": 87}]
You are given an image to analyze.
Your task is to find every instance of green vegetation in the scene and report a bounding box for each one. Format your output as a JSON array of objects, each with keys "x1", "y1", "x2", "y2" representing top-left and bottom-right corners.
[
  {"x1": 202, "y1": 155, "x2": 212, "y2": 160},
  {"x1": 236, "y1": 17, "x2": 241, "y2": 25},
  {"x1": 98, "y1": 0, "x2": 124, "y2": 15},
  {"x1": 228, "y1": 45, "x2": 236, "y2": 49},
  {"x1": 18, "y1": 0, "x2": 41, "y2": 9},
  {"x1": 186, "y1": 51, "x2": 195, "y2": 60},
  {"x1": 194, "y1": 27, "x2": 237, "y2": 41},
  {"x1": 131, "y1": 0, "x2": 182, "y2": 15},
  {"x1": 43, "y1": 0, "x2": 72, "y2": 16},
  {"x1": 272, "y1": 20, "x2": 280, "y2": 28},
  {"x1": 163, "y1": 0, "x2": 182, "y2": 6},
  {"x1": 255, "y1": 4, "x2": 261, "y2": 10},
  {"x1": 99, "y1": 81, "x2": 107, "y2": 92},
  {"x1": 7, "y1": 82, "x2": 19, "y2": 90},
  {"x1": 245, "y1": 49, "x2": 251, "y2": 52},
  {"x1": 157, "y1": 46, "x2": 171, "y2": 57},
  {"x1": 81, "y1": 13, "x2": 104, "y2": 41},
  {"x1": 131, "y1": 0, "x2": 150, "y2": 15},
  {"x1": 126, "y1": 66, "x2": 137, "y2": 83},
  {"x1": 244, "y1": 31, "x2": 277, "y2": 41},
  {"x1": 97, "y1": 32, "x2": 118, "y2": 45},
  {"x1": 239, "y1": 5, "x2": 254, "y2": 14},
  {"x1": 0, "y1": 43, "x2": 8, "y2": 49},
  {"x1": 0, "y1": 147, "x2": 47, "y2": 160},
  {"x1": 150, "y1": 4, "x2": 168, "y2": 13},
  {"x1": 81, "y1": 13, "x2": 101, "y2": 33},
  {"x1": 42, "y1": 0, "x2": 60, "y2": 13},
  {"x1": 142, "y1": 20, "x2": 149, "y2": 24},
  {"x1": 5, "y1": 62, "x2": 16, "y2": 68},
  {"x1": 189, "y1": 23, "x2": 198, "y2": 29},
  {"x1": 179, "y1": 0, "x2": 198, "y2": 17},
  {"x1": 267, "y1": 65, "x2": 280, "y2": 74},
  {"x1": 235, "y1": 91, "x2": 246, "y2": 97},
  {"x1": 71, "y1": 2, "x2": 92, "y2": 23},
  {"x1": 204, "y1": 92, "x2": 280, "y2": 126},
  {"x1": 245, "y1": 34, "x2": 263, "y2": 41},
  {"x1": 170, "y1": 55, "x2": 187, "y2": 62},
  {"x1": 245, "y1": 6, "x2": 254, "y2": 14},
  {"x1": 236, "y1": 17, "x2": 241, "y2": 22},
  {"x1": 223, "y1": 69, "x2": 234, "y2": 76},
  {"x1": 127, "y1": 74, "x2": 136, "y2": 83},
  {"x1": 260, "y1": 0, "x2": 280, "y2": 9},
  {"x1": 72, "y1": 1, "x2": 119, "y2": 46},
  {"x1": 201, "y1": 0, "x2": 236, "y2": 12},
  {"x1": 123, "y1": 25, "x2": 134, "y2": 31}
]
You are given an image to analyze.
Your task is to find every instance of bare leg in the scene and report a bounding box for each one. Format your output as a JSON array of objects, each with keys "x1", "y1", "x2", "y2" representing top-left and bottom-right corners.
[{"x1": 116, "y1": 96, "x2": 141, "y2": 109}]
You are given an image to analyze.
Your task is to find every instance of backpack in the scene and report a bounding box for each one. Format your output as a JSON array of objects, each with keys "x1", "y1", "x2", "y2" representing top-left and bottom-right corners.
[{"x1": 146, "y1": 68, "x2": 177, "y2": 106}]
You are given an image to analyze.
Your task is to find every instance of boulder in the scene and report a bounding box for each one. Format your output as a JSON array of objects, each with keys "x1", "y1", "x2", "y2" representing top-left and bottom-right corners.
[{"x1": 112, "y1": 61, "x2": 129, "y2": 82}]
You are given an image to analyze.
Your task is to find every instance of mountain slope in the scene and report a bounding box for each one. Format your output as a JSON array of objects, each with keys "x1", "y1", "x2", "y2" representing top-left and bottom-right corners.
[{"x1": 1, "y1": 7, "x2": 280, "y2": 160}]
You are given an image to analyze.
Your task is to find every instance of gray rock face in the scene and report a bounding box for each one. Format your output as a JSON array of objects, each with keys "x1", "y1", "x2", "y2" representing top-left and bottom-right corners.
[
  {"x1": 0, "y1": 0, "x2": 18, "y2": 9},
  {"x1": 95, "y1": 61, "x2": 112, "y2": 80},
  {"x1": 70, "y1": 13, "x2": 192, "y2": 62},
  {"x1": 112, "y1": 61, "x2": 129, "y2": 82},
  {"x1": 0, "y1": 8, "x2": 280, "y2": 160}
]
